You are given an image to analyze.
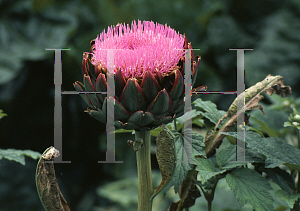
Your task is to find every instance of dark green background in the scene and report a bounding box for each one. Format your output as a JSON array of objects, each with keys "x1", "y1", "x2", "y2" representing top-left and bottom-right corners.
[{"x1": 0, "y1": 0, "x2": 299, "y2": 210}]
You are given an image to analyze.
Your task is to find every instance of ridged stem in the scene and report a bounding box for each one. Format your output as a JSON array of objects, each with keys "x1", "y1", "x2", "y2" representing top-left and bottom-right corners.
[{"x1": 135, "y1": 130, "x2": 153, "y2": 211}]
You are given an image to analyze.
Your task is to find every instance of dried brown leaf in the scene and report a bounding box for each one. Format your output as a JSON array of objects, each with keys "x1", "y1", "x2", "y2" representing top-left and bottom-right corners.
[
  {"x1": 36, "y1": 146, "x2": 70, "y2": 211},
  {"x1": 205, "y1": 74, "x2": 292, "y2": 157},
  {"x1": 167, "y1": 171, "x2": 201, "y2": 211}
]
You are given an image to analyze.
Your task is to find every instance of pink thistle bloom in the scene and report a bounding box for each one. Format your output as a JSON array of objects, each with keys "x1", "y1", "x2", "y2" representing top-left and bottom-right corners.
[
  {"x1": 91, "y1": 20, "x2": 185, "y2": 79},
  {"x1": 75, "y1": 20, "x2": 204, "y2": 130}
]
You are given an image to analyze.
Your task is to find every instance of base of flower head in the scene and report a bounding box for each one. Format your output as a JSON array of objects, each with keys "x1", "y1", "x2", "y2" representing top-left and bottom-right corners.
[{"x1": 86, "y1": 106, "x2": 175, "y2": 131}]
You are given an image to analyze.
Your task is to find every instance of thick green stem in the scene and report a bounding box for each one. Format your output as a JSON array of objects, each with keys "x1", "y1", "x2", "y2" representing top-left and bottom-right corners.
[
  {"x1": 135, "y1": 130, "x2": 153, "y2": 211},
  {"x1": 207, "y1": 200, "x2": 212, "y2": 211},
  {"x1": 206, "y1": 179, "x2": 218, "y2": 211}
]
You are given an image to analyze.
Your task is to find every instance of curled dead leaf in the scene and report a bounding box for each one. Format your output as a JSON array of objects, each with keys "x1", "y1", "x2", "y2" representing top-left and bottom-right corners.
[
  {"x1": 205, "y1": 74, "x2": 292, "y2": 157},
  {"x1": 36, "y1": 146, "x2": 70, "y2": 211}
]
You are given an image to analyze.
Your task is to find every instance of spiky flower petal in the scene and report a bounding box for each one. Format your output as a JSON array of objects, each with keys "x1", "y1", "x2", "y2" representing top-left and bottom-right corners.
[{"x1": 92, "y1": 20, "x2": 185, "y2": 79}]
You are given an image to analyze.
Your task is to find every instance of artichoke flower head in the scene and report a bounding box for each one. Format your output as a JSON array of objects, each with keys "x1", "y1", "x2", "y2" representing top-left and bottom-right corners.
[{"x1": 74, "y1": 20, "x2": 202, "y2": 131}]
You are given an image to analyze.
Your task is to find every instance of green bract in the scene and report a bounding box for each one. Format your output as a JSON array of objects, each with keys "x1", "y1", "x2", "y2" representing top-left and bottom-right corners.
[{"x1": 284, "y1": 108, "x2": 300, "y2": 130}]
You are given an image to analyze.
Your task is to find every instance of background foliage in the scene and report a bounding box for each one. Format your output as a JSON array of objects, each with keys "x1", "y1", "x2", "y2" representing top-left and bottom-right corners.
[{"x1": 0, "y1": 0, "x2": 299, "y2": 210}]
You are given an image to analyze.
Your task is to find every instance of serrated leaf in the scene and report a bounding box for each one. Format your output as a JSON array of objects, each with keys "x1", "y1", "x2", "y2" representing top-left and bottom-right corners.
[
  {"x1": 162, "y1": 129, "x2": 193, "y2": 194},
  {"x1": 193, "y1": 98, "x2": 226, "y2": 125},
  {"x1": 245, "y1": 148, "x2": 266, "y2": 163},
  {"x1": 226, "y1": 168, "x2": 274, "y2": 211},
  {"x1": 216, "y1": 145, "x2": 246, "y2": 169},
  {"x1": 195, "y1": 157, "x2": 226, "y2": 184},
  {"x1": 222, "y1": 131, "x2": 300, "y2": 170},
  {"x1": 250, "y1": 116, "x2": 278, "y2": 137},
  {"x1": 191, "y1": 132, "x2": 206, "y2": 158},
  {"x1": 0, "y1": 148, "x2": 41, "y2": 165},
  {"x1": 275, "y1": 190, "x2": 300, "y2": 208}
]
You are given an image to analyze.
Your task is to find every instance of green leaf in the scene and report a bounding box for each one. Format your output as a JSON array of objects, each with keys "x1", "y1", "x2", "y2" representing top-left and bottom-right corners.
[
  {"x1": 224, "y1": 135, "x2": 237, "y2": 145},
  {"x1": 245, "y1": 125, "x2": 265, "y2": 137},
  {"x1": 151, "y1": 125, "x2": 206, "y2": 195},
  {"x1": 226, "y1": 168, "x2": 274, "y2": 211},
  {"x1": 191, "y1": 132, "x2": 206, "y2": 158},
  {"x1": 216, "y1": 145, "x2": 246, "y2": 169},
  {"x1": 192, "y1": 116, "x2": 205, "y2": 128},
  {"x1": 193, "y1": 98, "x2": 226, "y2": 125},
  {"x1": 242, "y1": 127, "x2": 265, "y2": 163},
  {"x1": 195, "y1": 157, "x2": 226, "y2": 184},
  {"x1": 250, "y1": 116, "x2": 278, "y2": 137},
  {"x1": 0, "y1": 148, "x2": 41, "y2": 165},
  {"x1": 283, "y1": 108, "x2": 300, "y2": 130},
  {"x1": 0, "y1": 109, "x2": 7, "y2": 120},
  {"x1": 245, "y1": 148, "x2": 266, "y2": 163},
  {"x1": 176, "y1": 109, "x2": 202, "y2": 126},
  {"x1": 161, "y1": 129, "x2": 194, "y2": 194},
  {"x1": 222, "y1": 131, "x2": 300, "y2": 170},
  {"x1": 283, "y1": 121, "x2": 294, "y2": 128},
  {"x1": 275, "y1": 190, "x2": 300, "y2": 208},
  {"x1": 261, "y1": 167, "x2": 295, "y2": 194},
  {"x1": 113, "y1": 128, "x2": 134, "y2": 134}
]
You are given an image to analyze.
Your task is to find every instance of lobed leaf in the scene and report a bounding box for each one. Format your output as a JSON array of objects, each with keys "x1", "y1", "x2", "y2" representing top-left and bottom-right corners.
[
  {"x1": 193, "y1": 98, "x2": 226, "y2": 125},
  {"x1": 216, "y1": 145, "x2": 246, "y2": 170},
  {"x1": 195, "y1": 157, "x2": 226, "y2": 184},
  {"x1": 226, "y1": 168, "x2": 274, "y2": 211}
]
